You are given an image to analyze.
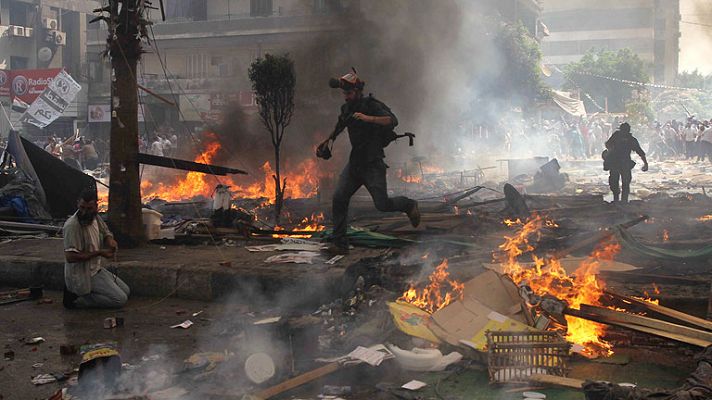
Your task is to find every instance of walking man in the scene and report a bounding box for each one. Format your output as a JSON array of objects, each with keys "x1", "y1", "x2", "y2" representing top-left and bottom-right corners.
[
  {"x1": 63, "y1": 188, "x2": 130, "y2": 309},
  {"x1": 317, "y1": 70, "x2": 420, "y2": 254},
  {"x1": 603, "y1": 122, "x2": 649, "y2": 203}
]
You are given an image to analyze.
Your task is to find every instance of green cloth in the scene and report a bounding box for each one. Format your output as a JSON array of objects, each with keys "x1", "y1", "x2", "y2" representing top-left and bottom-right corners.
[
  {"x1": 320, "y1": 227, "x2": 415, "y2": 248},
  {"x1": 614, "y1": 225, "x2": 712, "y2": 260},
  {"x1": 320, "y1": 227, "x2": 478, "y2": 249}
]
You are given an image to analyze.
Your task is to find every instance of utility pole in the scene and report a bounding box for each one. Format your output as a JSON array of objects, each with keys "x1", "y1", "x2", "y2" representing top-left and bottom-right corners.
[{"x1": 92, "y1": 1, "x2": 148, "y2": 246}]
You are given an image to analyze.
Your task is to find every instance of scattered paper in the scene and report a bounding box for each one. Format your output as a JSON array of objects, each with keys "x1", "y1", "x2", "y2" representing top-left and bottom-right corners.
[
  {"x1": 192, "y1": 310, "x2": 204, "y2": 317},
  {"x1": 25, "y1": 337, "x2": 45, "y2": 345},
  {"x1": 348, "y1": 346, "x2": 387, "y2": 366},
  {"x1": 32, "y1": 363, "x2": 44, "y2": 369},
  {"x1": 402, "y1": 380, "x2": 428, "y2": 390},
  {"x1": 265, "y1": 251, "x2": 320, "y2": 264},
  {"x1": 31, "y1": 373, "x2": 60, "y2": 385},
  {"x1": 325, "y1": 255, "x2": 345, "y2": 265},
  {"x1": 247, "y1": 244, "x2": 325, "y2": 252},
  {"x1": 253, "y1": 316, "x2": 281, "y2": 325},
  {"x1": 170, "y1": 320, "x2": 193, "y2": 329}
]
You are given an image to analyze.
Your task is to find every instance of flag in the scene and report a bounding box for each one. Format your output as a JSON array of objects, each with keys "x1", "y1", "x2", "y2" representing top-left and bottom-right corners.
[{"x1": 12, "y1": 97, "x2": 29, "y2": 113}]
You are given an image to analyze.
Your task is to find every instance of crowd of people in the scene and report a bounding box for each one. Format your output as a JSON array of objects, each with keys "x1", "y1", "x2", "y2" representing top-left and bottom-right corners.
[
  {"x1": 455, "y1": 114, "x2": 712, "y2": 163},
  {"x1": 40, "y1": 135, "x2": 104, "y2": 171},
  {"x1": 140, "y1": 126, "x2": 180, "y2": 157}
]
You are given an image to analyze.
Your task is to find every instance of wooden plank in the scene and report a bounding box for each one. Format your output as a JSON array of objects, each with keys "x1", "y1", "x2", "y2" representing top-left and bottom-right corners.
[
  {"x1": 612, "y1": 322, "x2": 712, "y2": 348},
  {"x1": 606, "y1": 290, "x2": 712, "y2": 332},
  {"x1": 565, "y1": 308, "x2": 712, "y2": 347},
  {"x1": 529, "y1": 374, "x2": 583, "y2": 389},
  {"x1": 578, "y1": 304, "x2": 712, "y2": 342},
  {"x1": 255, "y1": 362, "x2": 344, "y2": 399}
]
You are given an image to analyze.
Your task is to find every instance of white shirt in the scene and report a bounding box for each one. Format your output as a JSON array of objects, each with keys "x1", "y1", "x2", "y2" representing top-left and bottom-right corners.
[{"x1": 150, "y1": 141, "x2": 164, "y2": 156}]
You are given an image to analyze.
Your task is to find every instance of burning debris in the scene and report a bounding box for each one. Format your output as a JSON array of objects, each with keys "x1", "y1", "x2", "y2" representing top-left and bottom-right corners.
[{"x1": 398, "y1": 259, "x2": 464, "y2": 314}]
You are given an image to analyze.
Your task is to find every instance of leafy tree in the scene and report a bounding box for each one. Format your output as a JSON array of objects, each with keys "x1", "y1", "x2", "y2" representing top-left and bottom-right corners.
[
  {"x1": 677, "y1": 70, "x2": 712, "y2": 90},
  {"x1": 491, "y1": 23, "x2": 550, "y2": 105},
  {"x1": 248, "y1": 54, "x2": 296, "y2": 223},
  {"x1": 564, "y1": 48, "x2": 650, "y2": 113},
  {"x1": 469, "y1": 22, "x2": 549, "y2": 123}
]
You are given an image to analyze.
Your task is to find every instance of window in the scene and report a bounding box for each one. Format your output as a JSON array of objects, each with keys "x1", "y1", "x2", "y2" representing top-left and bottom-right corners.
[
  {"x1": 9, "y1": 2, "x2": 30, "y2": 26},
  {"x1": 186, "y1": 54, "x2": 208, "y2": 78},
  {"x1": 164, "y1": 0, "x2": 207, "y2": 21},
  {"x1": 11, "y1": 56, "x2": 29, "y2": 70},
  {"x1": 251, "y1": 0, "x2": 273, "y2": 17},
  {"x1": 314, "y1": 0, "x2": 345, "y2": 15}
]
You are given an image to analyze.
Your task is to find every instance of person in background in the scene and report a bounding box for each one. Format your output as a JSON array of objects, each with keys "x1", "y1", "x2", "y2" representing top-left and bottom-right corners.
[
  {"x1": 82, "y1": 139, "x2": 100, "y2": 170},
  {"x1": 603, "y1": 122, "x2": 649, "y2": 203}
]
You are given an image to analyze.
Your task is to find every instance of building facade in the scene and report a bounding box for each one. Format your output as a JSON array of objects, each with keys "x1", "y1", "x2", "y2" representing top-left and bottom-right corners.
[
  {"x1": 0, "y1": 0, "x2": 98, "y2": 137},
  {"x1": 85, "y1": 0, "x2": 358, "y2": 138},
  {"x1": 540, "y1": 0, "x2": 680, "y2": 84}
]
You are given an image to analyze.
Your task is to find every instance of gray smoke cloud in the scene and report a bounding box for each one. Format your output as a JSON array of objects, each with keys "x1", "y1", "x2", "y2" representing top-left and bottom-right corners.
[{"x1": 680, "y1": 0, "x2": 712, "y2": 75}]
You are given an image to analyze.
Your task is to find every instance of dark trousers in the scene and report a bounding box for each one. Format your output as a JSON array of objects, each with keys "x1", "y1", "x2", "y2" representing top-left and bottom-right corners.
[
  {"x1": 609, "y1": 168, "x2": 632, "y2": 201},
  {"x1": 332, "y1": 161, "x2": 414, "y2": 246}
]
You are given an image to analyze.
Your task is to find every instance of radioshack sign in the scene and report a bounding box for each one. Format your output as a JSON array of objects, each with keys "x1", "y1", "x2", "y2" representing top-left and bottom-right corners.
[{"x1": 7, "y1": 68, "x2": 63, "y2": 104}]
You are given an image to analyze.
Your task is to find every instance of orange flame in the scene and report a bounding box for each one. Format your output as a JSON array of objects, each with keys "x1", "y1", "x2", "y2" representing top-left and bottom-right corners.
[
  {"x1": 398, "y1": 259, "x2": 465, "y2": 314},
  {"x1": 636, "y1": 283, "x2": 661, "y2": 305},
  {"x1": 139, "y1": 137, "x2": 319, "y2": 203},
  {"x1": 271, "y1": 212, "x2": 325, "y2": 239},
  {"x1": 495, "y1": 214, "x2": 617, "y2": 357},
  {"x1": 662, "y1": 229, "x2": 670, "y2": 242},
  {"x1": 697, "y1": 215, "x2": 712, "y2": 222}
]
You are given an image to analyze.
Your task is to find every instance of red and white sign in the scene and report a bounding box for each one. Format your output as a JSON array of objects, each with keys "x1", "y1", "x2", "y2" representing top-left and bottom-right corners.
[
  {"x1": 9, "y1": 68, "x2": 62, "y2": 104},
  {"x1": 0, "y1": 70, "x2": 9, "y2": 97}
]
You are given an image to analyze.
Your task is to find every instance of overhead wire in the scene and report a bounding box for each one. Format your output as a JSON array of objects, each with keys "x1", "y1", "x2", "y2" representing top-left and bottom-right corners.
[{"x1": 105, "y1": 5, "x2": 229, "y2": 258}]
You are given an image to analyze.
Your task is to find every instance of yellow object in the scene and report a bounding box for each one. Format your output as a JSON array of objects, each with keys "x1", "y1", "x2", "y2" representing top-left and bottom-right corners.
[{"x1": 387, "y1": 301, "x2": 441, "y2": 344}]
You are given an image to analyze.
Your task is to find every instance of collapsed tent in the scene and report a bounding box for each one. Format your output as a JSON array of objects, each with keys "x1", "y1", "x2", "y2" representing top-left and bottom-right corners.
[
  {"x1": 3, "y1": 130, "x2": 96, "y2": 218},
  {"x1": 614, "y1": 225, "x2": 712, "y2": 261}
]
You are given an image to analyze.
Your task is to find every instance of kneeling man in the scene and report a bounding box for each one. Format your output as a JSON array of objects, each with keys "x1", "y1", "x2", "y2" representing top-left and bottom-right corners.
[{"x1": 63, "y1": 188, "x2": 129, "y2": 309}]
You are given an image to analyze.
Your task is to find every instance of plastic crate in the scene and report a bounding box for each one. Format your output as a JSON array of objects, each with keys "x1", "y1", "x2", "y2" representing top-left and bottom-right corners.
[{"x1": 485, "y1": 330, "x2": 571, "y2": 384}]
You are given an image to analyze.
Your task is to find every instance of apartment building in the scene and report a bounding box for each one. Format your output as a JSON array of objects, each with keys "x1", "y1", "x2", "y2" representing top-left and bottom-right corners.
[
  {"x1": 0, "y1": 0, "x2": 98, "y2": 136},
  {"x1": 540, "y1": 0, "x2": 680, "y2": 84}
]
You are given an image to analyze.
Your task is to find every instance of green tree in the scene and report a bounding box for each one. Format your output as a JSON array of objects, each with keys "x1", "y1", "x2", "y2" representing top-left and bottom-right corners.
[
  {"x1": 491, "y1": 23, "x2": 550, "y2": 105},
  {"x1": 248, "y1": 54, "x2": 296, "y2": 223},
  {"x1": 677, "y1": 70, "x2": 712, "y2": 90},
  {"x1": 564, "y1": 48, "x2": 650, "y2": 112}
]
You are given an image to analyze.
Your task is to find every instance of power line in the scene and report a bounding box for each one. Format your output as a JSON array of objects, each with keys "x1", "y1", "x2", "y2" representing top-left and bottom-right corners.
[{"x1": 681, "y1": 20, "x2": 712, "y2": 28}]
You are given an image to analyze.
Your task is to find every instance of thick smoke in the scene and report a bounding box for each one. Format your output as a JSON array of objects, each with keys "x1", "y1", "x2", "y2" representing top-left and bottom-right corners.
[
  {"x1": 680, "y1": 0, "x2": 712, "y2": 75},
  {"x1": 207, "y1": 0, "x2": 518, "y2": 178}
]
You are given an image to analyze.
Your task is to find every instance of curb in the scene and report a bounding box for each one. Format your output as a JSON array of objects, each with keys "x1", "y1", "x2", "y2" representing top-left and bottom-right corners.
[{"x1": 0, "y1": 256, "x2": 345, "y2": 306}]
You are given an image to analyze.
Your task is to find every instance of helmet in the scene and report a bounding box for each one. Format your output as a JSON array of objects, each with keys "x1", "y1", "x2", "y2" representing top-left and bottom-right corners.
[{"x1": 328, "y1": 67, "x2": 365, "y2": 91}]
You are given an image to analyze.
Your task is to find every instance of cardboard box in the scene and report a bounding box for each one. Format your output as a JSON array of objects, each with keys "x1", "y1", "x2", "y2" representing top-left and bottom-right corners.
[{"x1": 389, "y1": 270, "x2": 535, "y2": 350}]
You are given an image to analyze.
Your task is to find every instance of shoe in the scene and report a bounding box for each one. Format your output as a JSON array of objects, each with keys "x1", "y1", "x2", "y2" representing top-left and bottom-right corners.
[
  {"x1": 406, "y1": 201, "x2": 421, "y2": 228},
  {"x1": 63, "y1": 286, "x2": 77, "y2": 309},
  {"x1": 325, "y1": 243, "x2": 349, "y2": 256}
]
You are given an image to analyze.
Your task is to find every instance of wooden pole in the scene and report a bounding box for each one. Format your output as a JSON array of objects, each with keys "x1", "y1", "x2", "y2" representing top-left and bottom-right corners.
[{"x1": 105, "y1": 1, "x2": 145, "y2": 247}]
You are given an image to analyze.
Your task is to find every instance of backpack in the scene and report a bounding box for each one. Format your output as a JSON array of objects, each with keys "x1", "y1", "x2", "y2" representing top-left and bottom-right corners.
[{"x1": 364, "y1": 96, "x2": 416, "y2": 148}]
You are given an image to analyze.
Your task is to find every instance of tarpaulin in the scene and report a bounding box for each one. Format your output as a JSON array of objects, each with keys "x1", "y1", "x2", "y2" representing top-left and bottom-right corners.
[
  {"x1": 320, "y1": 227, "x2": 415, "y2": 248},
  {"x1": 19, "y1": 134, "x2": 95, "y2": 218},
  {"x1": 4, "y1": 130, "x2": 47, "y2": 206},
  {"x1": 614, "y1": 226, "x2": 712, "y2": 260},
  {"x1": 551, "y1": 90, "x2": 587, "y2": 117}
]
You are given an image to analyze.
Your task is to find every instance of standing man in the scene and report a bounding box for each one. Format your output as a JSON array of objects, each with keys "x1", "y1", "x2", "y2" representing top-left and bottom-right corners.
[
  {"x1": 63, "y1": 188, "x2": 130, "y2": 309},
  {"x1": 317, "y1": 70, "x2": 420, "y2": 254},
  {"x1": 603, "y1": 122, "x2": 648, "y2": 203}
]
